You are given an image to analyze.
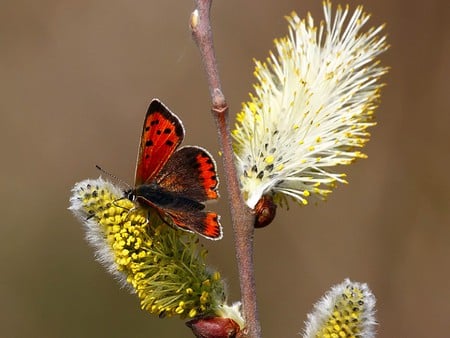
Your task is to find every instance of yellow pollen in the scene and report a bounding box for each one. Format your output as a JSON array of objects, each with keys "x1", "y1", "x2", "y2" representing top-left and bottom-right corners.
[
  {"x1": 200, "y1": 291, "x2": 209, "y2": 304},
  {"x1": 265, "y1": 155, "x2": 274, "y2": 164}
]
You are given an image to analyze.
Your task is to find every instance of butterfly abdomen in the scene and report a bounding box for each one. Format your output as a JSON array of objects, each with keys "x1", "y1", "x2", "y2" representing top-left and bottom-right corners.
[{"x1": 135, "y1": 184, "x2": 205, "y2": 211}]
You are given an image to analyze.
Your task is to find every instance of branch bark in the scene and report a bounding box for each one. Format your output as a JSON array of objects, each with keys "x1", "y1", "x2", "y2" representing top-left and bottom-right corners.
[{"x1": 190, "y1": 1, "x2": 261, "y2": 338}]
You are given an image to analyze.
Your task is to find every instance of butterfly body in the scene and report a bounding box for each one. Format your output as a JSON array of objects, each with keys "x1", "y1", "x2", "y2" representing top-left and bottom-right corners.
[
  {"x1": 127, "y1": 184, "x2": 205, "y2": 212},
  {"x1": 127, "y1": 99, "x2": 222, "y2": 240}
]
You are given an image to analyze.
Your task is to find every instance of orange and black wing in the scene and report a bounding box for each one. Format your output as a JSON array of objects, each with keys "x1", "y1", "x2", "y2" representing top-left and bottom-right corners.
[
  {"x1": 155, "y1": 146, "x2": 219, "y2": 202},
  {"x1": 134, "y1": 99, "x2": 184, "y2": 186},
  {"x1": 165, "y1": 209, "x2": 222, "y2": 240}
]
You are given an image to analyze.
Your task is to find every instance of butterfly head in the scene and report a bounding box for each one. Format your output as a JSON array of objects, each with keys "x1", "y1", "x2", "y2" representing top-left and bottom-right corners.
[{"x1": 124, "y1": 188, "x2": 137, "y2": 202}]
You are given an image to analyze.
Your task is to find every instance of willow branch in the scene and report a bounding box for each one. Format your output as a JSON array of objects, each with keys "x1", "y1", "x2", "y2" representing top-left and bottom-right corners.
[{"x1": 190, "y1": 1, "x2": 261, "y2": 338}]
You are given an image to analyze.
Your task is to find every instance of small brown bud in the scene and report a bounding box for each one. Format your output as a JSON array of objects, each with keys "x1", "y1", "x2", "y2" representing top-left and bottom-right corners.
[
  {"x1": 186, "y1": 316, "x2": 241, "y2": 338},
  {"x1": 254, "y1": 195, "x2": 277, "y2": 228}
]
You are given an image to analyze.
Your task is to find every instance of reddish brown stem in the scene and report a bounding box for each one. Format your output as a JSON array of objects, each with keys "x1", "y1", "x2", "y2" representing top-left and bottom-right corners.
[{"x1": 190, "y1": 1, "x2": 261, "y2": 338}]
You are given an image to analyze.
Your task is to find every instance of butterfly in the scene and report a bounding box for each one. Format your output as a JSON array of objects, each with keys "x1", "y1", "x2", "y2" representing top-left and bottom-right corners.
[{"x1": 124, "y1": 99, "x2": 222, "y2": 240}]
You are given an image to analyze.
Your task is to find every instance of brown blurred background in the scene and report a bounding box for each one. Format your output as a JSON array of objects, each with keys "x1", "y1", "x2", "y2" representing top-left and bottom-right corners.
[{"x1": 1, "y1": 0, "x2": 449, "y2": 337}]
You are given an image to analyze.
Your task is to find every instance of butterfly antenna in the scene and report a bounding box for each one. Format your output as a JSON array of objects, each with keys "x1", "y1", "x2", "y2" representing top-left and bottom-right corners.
[{"x1": 95, "y1": 165, "x2": 133, "y2": 190}]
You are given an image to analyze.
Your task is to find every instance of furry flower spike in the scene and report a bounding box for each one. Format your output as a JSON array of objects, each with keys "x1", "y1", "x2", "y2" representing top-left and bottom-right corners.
[
  {"x1": 233, "y1": 1, "x2": 389, "y2": 210},
  {"x1": 69, "y1": 178, "x2": 232, "y2": 320}
]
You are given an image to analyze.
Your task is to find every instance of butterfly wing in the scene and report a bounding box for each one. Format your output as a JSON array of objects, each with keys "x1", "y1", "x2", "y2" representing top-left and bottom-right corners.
[
  {"x1": 134, "y1": 99, "x2": 185, "y2": 186},
  {"x1": 165, "y1": 209, "x2": 222, "y2": 240},
  {"x1": 155, "y1": 146, "x2": 219, "y2": 202}
]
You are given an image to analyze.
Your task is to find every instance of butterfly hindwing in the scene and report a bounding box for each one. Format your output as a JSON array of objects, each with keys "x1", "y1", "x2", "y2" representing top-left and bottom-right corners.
[
  {"x1": 155, "y1": 146, "x2": 219, "y2": 202},
  {"x1": 165, "y1": 209, "x2": 222, "y2": 240},
  {"x1": 134, "y1": 99, "x2": 185, "y2": 186},
  {"x1": 134, "y1": 191, "x2": 222, "y2": 240}
]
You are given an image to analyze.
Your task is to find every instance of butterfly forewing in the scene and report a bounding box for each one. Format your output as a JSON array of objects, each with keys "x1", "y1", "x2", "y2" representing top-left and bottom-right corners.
[
  {"x1": 134, "y1": 99, "x2": 185, "y2": 186},
  {"x1": 155, "y1": 146, "x2": 219, "y2": 202}
]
